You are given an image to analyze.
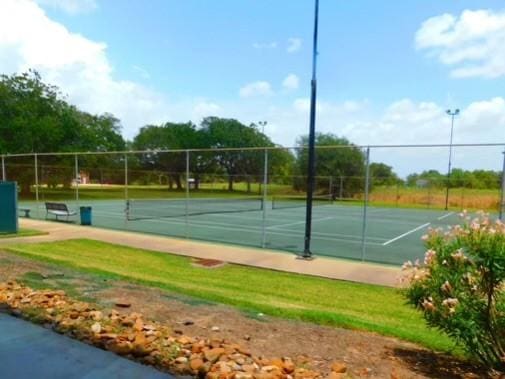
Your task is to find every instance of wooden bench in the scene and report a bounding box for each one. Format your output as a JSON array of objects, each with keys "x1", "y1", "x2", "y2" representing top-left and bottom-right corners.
[
  {"x1": 45, "y1": 202, "x2": 77, "y2": 221},
  {"x1": 18, "y1": 208, "x2": 31, "y2": 218}
]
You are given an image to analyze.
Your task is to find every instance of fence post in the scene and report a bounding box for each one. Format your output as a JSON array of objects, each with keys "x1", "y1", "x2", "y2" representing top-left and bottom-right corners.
[
  {"x1": 75, "y1": 154, "x2": 79, "y2": 207},
  {"x1": 1, "y1": 155, "x2": 5, "y2": 181},
  {"x1": 360, "y1": 147, "x2": 370, "y2": 261},
  {"x1": 124, "y1": 153, "x2": 128, "y2": 224},
  {"x1": 395, "y1": 180, "x2": 400, "y2": 207},
  {"x1": 339, "y1": 176, "x2": 343, "y2": 200},
  {"x1": 34, "y1": 154, "x2": 39, "y2": 218},
  {"x1": 261, "y1": 149, "x2": 268, "y2": 248},
  {"x1": 500, "y1": 149, "x2": 505, "y2": 220},
  {"x1": 328, "y1": 176, "x2": 333, "y2": 197},
  {"x1": 427, "y1": 182, "x2": 431, "y2": 209},
  {"x1": 460, "y1": 185, "x2": 465, "y2": 211},
  {"x1": 185, "y1": 150, "x2": 190, "y2": 238}
]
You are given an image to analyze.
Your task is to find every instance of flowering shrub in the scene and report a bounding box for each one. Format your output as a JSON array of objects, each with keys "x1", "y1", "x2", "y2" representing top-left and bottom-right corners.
[{"x1": 403, "y1": 211, "x2": 505, "y2": 370}]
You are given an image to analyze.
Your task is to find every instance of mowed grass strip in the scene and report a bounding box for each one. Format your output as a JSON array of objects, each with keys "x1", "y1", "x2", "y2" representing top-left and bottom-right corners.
[
  {"x1": 4, "y1": 239, "x2": 455, "y2": 353},
  {"x1": 0, "y1": 229, "x2": 46, "y2": 239}
]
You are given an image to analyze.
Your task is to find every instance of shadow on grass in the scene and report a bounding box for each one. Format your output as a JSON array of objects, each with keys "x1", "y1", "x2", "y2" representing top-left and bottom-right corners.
[{"x1": 393, "y1": 347, "x2": 492, "y2": 379}]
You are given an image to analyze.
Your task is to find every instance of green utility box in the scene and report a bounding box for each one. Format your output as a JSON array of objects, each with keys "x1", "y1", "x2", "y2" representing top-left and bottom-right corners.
[{"x1": 0, "y1": 182, "x2": 19, "y2": 233}]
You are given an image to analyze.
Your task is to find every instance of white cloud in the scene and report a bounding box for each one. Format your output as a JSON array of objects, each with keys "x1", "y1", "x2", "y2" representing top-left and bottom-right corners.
[
  {"x1": 293, "y1": 98, "x2": 321, "y2": 113},
  {"x1": 35, "y1": 0, "x2": 97, "y2": 14},
  {"x1": 276, "y1": 97, "x2": 505, "y2": 176},
  {"x1": 252, "y1": 41, "x2": 277, "y2": 49},
  {"x1": 0, "y1": 0, "x2": 173, "y2": 138},
  {"x1": 239, "y1": 81, "x2": 273, "y2": 98},
  {"x1": 132, "y1": 65, "x2": 150, "y2": 80},
  {"x1": 282, "y1": 74, "x2": 299, "y2": 90},
  {"x1": 192, "y1": 101, "x2": 222, "y2": 120},
  {"x1": 287, "y1": 38, "x2": 302, "y2": 53},
  {"x1": 415, "y1": 9, "x2": 505, "y2": 78}
]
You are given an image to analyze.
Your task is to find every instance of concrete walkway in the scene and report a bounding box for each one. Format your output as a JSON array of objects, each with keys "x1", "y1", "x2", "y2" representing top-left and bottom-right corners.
[
  {"x1": 0, "y1": 313, "x2": 172, "y2": 379},
  {"x1": 1, "y1": 219, "x2": 401, "y2": 287}
]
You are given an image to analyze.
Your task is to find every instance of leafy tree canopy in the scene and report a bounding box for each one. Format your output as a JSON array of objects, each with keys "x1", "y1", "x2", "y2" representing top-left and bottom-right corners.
[{"x1": 0, "y1": 71, "x2": 125, "y2": 154}]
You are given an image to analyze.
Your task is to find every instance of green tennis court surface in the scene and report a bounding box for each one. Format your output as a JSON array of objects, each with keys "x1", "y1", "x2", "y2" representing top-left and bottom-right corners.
[{"x1": 18, "y1": 197, "x2": 462, "y2": 266}]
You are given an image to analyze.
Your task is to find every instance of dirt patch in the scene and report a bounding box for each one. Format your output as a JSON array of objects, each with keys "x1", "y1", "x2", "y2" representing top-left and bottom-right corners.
[
  {"x1": 191, "y1": 257, "x2": 227, "y2": 268},
  {"x1": 0, "y1": 250, "x2": 494, "y2": 378}
]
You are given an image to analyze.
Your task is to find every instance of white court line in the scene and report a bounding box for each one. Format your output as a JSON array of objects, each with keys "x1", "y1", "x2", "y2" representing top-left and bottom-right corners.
[
  {"x1": 92, "y1": 209, "x2": 385, "y2": 246},
  {"x1": 272, "y1": 207, "x2": 423, "y2": 226},
  {"x1": 94, "y1": 209, "x2": 387, "y2": 242},
  {"x1": 437, "y1": 212, "x2": 454, "y2": 221},
  {"x1": 267, "y1": 216, "x2": 333, "y2": 230},
  {"x1": 382, "y1": 222, "x2": 431, "y2": 246}
]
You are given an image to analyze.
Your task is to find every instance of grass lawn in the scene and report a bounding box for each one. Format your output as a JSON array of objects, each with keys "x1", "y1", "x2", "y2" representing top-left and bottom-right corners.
[
  {"x1": 0, "y1": 229, "x2": 46, "y2": 239},
  {"x1": 4, "y1": 238, "x2": 457, "y2": 355}
]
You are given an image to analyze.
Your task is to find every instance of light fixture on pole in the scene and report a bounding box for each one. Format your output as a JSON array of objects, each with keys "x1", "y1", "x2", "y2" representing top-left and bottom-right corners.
[
  {"x1": 258, "y1": 121, "x2": 267, "y2": 135},
  {"x1": 445, "y1": 108, "x2": 459, "y2": 211},
  {"x1": 302, "y1": 0, "x2": 320, "y2": 259}
]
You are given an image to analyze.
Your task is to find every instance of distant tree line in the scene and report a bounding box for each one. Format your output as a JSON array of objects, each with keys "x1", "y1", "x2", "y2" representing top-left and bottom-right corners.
[
  {"x1": 0, "y1": 71, "x2": 501, "y2": 195},
  {"x1": 406, "y1": 169, "x2": 502, "y2": 190}
]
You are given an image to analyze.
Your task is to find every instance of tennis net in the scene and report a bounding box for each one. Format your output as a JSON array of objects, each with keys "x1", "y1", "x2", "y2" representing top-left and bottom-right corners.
[
  {"x1": 272, "y1": 194, "x2": 333, "y2": 210},
  {"x1": 126, "y1": 197, "x2": 264, "y2": 221}
]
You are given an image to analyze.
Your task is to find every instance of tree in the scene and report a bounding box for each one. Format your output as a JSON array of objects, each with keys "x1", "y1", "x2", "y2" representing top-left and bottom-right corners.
[
  {"x1": 406, "y1": 169, "x2": 501, "y2": 190},
  {"x1": 406, "y1": 170, "x2": 445, "y2": 188},
  {"x1": 295, "y1": 133, "x2": 365, "y2": 197},
  {"x1": 132, "y1": 122, "x2": 203, "y2": 190},
  {"x1": 369, "y1": 163, "x2": 400, "y2": 186},
  {"x1": 200, "y1": 117, "x2": 272, "y2": 191},
  {"x1": 472, "y1": 170, "x2": 501, "y2": 189},
  {"x1": 0, "y1": 71, "x2": 125, "y2": 195}
]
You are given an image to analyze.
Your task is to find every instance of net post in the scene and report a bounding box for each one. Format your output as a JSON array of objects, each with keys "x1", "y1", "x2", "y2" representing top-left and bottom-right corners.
[
  {"x1": 75, "y1": 154, "x2": 79, "y2": 208},
  {"x1": 261, "y1": 149, "x2": 268, "y2": 248},
  {"x1": 360, "y1": 146, "x2": 370, "y2": 261},
  {"x1": 185, "y1": 150, "x2": 190, "y2": 238},
  {"x1": 1, "y1": 155, "x2": 5, "y2": 181},
  {"x1": 34, "y1": 154, "x2": 39, "y2": 218},
  {"x1": 500, "y1": 148, "x2": 505, "y2": 220}
]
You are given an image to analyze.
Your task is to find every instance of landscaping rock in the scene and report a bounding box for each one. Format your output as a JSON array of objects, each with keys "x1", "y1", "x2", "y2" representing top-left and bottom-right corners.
[
  {"x1": 0, "y1": 281, "x2": 328, "y2": 379},
  {"x1": 330, "y1": 362, "x2": 347, "y2": 373}
]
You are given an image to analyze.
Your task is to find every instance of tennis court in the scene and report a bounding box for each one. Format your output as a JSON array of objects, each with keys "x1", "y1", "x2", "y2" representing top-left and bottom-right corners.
[{"x1": 19, "y1": 196, "x2": 460, "y2": 265}]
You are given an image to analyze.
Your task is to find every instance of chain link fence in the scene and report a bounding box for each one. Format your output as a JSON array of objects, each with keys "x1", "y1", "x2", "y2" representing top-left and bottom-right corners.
[{"x1": 2, "y1": 143, "x2": 504, "y2": 265}]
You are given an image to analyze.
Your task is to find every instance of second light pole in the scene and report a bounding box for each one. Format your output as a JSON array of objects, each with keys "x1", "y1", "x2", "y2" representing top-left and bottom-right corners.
[
  {"x1": 445, "y1": 108, "x2": 459, "y2": 210},
  {"x1": 258, "y1": 121, "x2": 267, "y2": 135}
]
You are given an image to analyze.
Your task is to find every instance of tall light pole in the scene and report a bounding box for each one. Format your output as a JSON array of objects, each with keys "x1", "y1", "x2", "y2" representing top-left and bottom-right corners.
[
  {"x1": 302, "y1": 0, "x2": 320, "y2": 259},
  {"x1": 258, "y1": 121, "x2": 267, "y2": 135},
  {"x1": 445, "y1": 109, "x2": 459, "y2": 210}
]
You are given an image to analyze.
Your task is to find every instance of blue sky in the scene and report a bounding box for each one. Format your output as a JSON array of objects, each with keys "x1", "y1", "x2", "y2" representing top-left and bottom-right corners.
[
  {"x1": 1, "y1": 0, "x2": 504, "y2": 174},
  {"x1": 42, "y1": 0, "x2": 504, "y2": 105}
]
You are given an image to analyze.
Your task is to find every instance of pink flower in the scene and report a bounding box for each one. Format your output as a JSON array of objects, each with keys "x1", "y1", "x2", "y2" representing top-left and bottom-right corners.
[
  {"x1": 441, "y1": 280, "x2": 453, "y2": 294},
  {"x1": 424, "y1": 249, "x2": 436, "y2": 265},
  {"x1": 402, "y1": 261, "x2": 413, "y2": 271},
  {"x1": 422, "y1": 298, "x2": 436, "y2": 312},
  {"x1": 451, "y1": 249, "x2": 466, "y2": 262},
  {"x1": 442, "y1": 297, "x2": 459, "y2": 308}
]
